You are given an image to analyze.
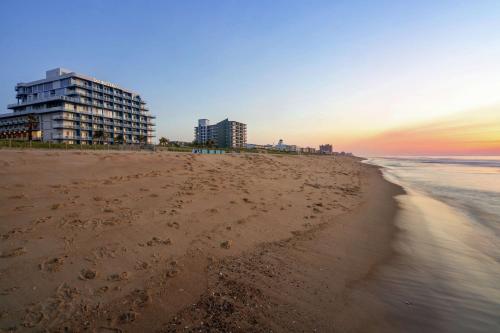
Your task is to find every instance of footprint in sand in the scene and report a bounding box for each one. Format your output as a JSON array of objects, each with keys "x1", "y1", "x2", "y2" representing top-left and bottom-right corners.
[
  {"x1": 165, "y1": 261, "x2": 179, "y2": 278},
  {"x1": 167, "y1": 221, "x2": 180, "y2": 229},
  {"x1": 39, "y1": 257, "x2": 65, "y2": 272},
  {"x1": 79, "y1": 268, "x2": 97, "y2": 280},
  {"x1": 50, "y1": 203, "x2": 62, "y2": 210},
  {"x1": 119, "y1": 310, "x2": 138, "y2": 323},
  {"x1": 108, "y1": 272, "x2": 129, "y2": 282},
  {"x1": 130, "y1": 289, "x2": 152, "y2": 308},
  {"x1": 95, "y1": 285, "x2": 110, "y2": 295},
  {"x1": 21, "y1": 308, "x2": 44, "y2": 328},
  {"x1": 135, "y1": 261, "x2": 151, "y2": 270},
  {"x1": 220, "y1": 240, "x2": 232, "y2": 249},
  {"x1": 146, "y1": 237, "x2": 171, "y2": 246},
  {"x1": 0, "y1": 247, "x2": 27, "y2": 258}
]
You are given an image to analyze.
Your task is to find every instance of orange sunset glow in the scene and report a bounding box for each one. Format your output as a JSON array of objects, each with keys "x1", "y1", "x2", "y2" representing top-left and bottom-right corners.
[{"x1": 344, "y1": 107, "x2": 500, "y2": 156}]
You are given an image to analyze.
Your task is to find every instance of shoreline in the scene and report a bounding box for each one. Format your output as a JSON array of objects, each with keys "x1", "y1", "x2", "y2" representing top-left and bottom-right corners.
[
  {"x1": 364, "y1": 157, "x2": 500, "y2": 332},
  {"x1": 0, "y1": 150, "x2": 403, "y2": 331}
]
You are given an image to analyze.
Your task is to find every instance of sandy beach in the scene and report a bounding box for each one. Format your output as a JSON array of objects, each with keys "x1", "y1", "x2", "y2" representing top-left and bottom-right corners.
[{"x1": 0, "y1": 150, "x2": 402, "y2": 332}]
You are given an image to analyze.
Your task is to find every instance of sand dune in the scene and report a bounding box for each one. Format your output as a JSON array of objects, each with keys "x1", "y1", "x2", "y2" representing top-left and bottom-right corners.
[{"x1": 0, "y1": 150, "x2": 399, "y2": 332}]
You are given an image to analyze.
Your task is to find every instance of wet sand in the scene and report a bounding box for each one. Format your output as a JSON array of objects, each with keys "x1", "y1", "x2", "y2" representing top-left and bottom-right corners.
[
  {"x1": 366, "y1": 157, "x2": 500, "y2": 333},
  {"x1": 0, "y1": 150, "x2": 402, "y2": 332}
]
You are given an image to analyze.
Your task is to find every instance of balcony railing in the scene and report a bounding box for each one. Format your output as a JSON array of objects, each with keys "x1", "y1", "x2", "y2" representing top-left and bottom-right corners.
[
  {"x1": 52, "y1": 134, "x2": 81, "y2": 140},
  {"x1": 52, "y1": 115, "x2": 79, "y2": 121},
  {"x1": 6, "y1": 94, "x2": 156, "y2": 125},
  {"x1": 53, "y1": 123, "x2": 80, "y2": 129},
  {"x1": 0, "y1": 126, "x2": 31, "y2": 132}
]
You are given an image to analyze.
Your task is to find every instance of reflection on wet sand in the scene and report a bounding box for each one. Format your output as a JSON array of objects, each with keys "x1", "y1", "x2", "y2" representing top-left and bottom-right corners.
[{"x1": 369, "y1": 157, "x2": 500, "y2": 333}]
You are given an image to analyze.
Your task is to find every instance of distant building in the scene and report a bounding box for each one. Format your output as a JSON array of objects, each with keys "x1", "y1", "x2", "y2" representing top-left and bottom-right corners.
[
  {"x1": 194, "y1": 118, "x2": 247, "y2": 148},
  {"x1": 335, "y1": 151, "x2": 353, "y2": 156},
  {"x1": 300, "y1": 147, "x2": 317, "y2": 154},
  {"x1": 0, "y1": 68, "x2": 155, "y2": 144},
  {"x1": 275, "y1": 139, "x2": 298, "y2": 152},
  {"x1": 195, "y1": 119, "x2": 213, "y2": 145},
  {"x1": 276, "y1": 139, "x2": 286, "y2": 150},
  {"x1": 319, "y1": 144, "x2": 333, "y2": 154}
]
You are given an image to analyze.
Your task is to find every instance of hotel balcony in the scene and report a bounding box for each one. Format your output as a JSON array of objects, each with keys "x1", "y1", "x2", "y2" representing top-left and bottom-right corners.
[
  {"x1": 52, "y1": 134, "x2": 81, "y2": 140},
  {"x1": 53, "y1": 123, "x2": 80, "y2": 129},
  {"x1": 8, "y1": 95, "x2": 152, "y2": 118},
  {"x1": 52, "y1": 115, "x2": 79, "y2": 121},
  {"x1": 0, "y1": 125, "x2": 32, "y2": 132}
]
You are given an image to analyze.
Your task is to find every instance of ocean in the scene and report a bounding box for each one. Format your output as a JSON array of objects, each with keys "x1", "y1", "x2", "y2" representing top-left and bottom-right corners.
[{"x1": 366, "y1": 156, "x2": 500, "y2": 332}]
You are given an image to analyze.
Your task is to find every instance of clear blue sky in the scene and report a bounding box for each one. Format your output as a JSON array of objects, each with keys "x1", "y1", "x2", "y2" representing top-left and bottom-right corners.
[{"x1": 1, "y1": 0, "x2": 499, "y2": 151}]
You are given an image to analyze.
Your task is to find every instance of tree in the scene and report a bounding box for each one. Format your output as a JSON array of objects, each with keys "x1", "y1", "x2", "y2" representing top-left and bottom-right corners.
[
  {"x1": 102, "y1": 131, "x2": 110, "y2": 145},
  {"x1": 159, "y1": 137, "x2": 169, "y2": 146},
  {"x1": 205, "y1": 139, "x2": 215, "y2": 148},
  {"x1": 93, "y1": 130, "x2": 104, "y2": 145},
  {"x1": 27, "y1": 114, "x2": 39, "y2": 142},
  {"x1": 137, "y1": 134, "x2": 147, "y2": 145},
  {"x1": 115, "y1": 134, "x2": 125, "y2": 144}
]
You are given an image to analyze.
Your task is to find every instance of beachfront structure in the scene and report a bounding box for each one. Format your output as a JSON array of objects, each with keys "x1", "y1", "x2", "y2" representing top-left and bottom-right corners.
[
  {"x1": 275, "y1": 139, "x2": 298, "y2": 152},
  {"x1": 0, "y1": 68, "x2": 155, "y2": 144},
  {"x1": 319, "y1": 144, "x2": 333, "y2": 154},
  {"x1": 194, "y1": 118, "x2": 247, "y2": 148},
  {"x1": 300, "y1": 147, "x2": 317, "y2": 154}
]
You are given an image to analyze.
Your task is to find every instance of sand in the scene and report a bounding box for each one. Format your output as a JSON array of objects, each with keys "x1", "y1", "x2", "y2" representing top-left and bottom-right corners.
[{"x1": 0, "y1": 150, "x2": 401, "y2": 332}]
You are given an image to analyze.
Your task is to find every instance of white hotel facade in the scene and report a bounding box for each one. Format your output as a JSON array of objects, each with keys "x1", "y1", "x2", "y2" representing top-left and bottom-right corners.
[{"x1": 0, "y1": 68, "x2": 155, "y2": 144}]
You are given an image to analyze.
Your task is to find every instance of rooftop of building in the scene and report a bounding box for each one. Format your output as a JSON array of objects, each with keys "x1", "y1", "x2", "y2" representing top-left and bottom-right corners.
[
  {"x1": 15, "y1": 68, "x2": 140, "y2": 95},
  {"x1": 196, "y1": 118, "x2": 246, "y2": 126}
]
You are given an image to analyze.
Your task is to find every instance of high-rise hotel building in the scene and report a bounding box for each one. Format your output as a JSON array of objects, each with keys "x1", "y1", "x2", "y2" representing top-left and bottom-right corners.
[
  {"x1": 194, "y1": 118, "x2": 247, "y2": 148},
  {"x1": 0, "y1": 68, "x2": 155, "y2": 144}
]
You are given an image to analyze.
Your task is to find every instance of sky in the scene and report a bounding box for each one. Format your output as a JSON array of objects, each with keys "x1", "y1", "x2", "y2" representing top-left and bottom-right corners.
[{"x1": 0, "y1": 0, "x2": 499, "y2": 155}]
